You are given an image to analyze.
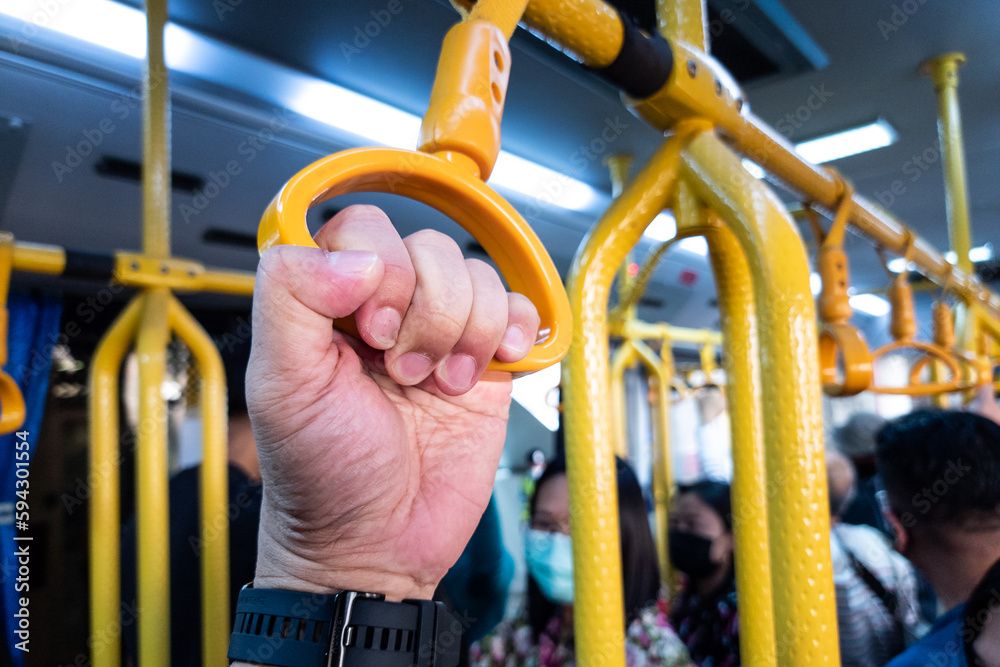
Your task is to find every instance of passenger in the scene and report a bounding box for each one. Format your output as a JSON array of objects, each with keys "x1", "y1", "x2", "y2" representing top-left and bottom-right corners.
[
  {"x1": 826, "y1": 449, "x2": 926, "y2": 666},
  {"x1": 469, "y1": 456, "x2": 692, "y2": 667},
  {"x1": 694, "y1": 385, "x2": 732, "y2": 481},
  {"x1": 962, "y1": 556, "x2": 1000, "y2": 666},
  {"x1": 834, "y1": 412, "x2": 889, "y2": 533},
  {"x1": 669, "y1": 481, "x2": 740, "y2": 666},
  {"x1": 876, "y1": 407, "x2": 1000, "y2": 667}
]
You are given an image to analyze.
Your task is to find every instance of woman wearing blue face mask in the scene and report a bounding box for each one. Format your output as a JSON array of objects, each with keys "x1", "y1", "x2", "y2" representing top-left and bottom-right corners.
[
  {"x1": 470, "y1": 457, "x2": 693, "y2": 667},
  {"x1": 668, "y1": 481, "x2": 739, "y2": 666}
]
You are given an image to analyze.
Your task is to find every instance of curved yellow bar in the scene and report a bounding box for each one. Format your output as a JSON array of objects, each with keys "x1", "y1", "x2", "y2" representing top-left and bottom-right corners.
[
  {"x1": 701, "y1": 219, "x2": 777, "y2": 666},
  {"x1": 136, "y1": 289, "x2": 172, "y2": 667},
  {"x1": 167, "y1": 295, "x2": 230, "y2": 667},
  {"x1": 89, "y1": 295, "x2": 144, "y2": 667},
  {"x1": 609, "y1": 342, "x2": 637, "y2": 459},
  {"x1": 564, "y1": 127, "x2": 695, "y2": 667},
  {"x1": 0, "y1": 234, "x2": 26, "y2": 434},
  {"x1": 674, "y1": 172, "x2": 777, "y2": 666},
  {"x1": 680, "y1": 131, "x2": 839, "y2": 665},
  {"x1": 259, "y1": 147, "x2": 571, "y2": 373}
]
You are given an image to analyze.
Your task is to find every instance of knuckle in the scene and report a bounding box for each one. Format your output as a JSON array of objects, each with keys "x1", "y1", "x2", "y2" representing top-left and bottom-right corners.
[{"x1": 406, "y1": 229, "x2": 461, "y2": 254}]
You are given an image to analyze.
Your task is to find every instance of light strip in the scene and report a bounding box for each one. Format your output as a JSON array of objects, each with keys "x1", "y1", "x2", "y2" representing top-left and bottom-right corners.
[
  {"x1": 795, "y1": 119, "x2": 898, "y2": 164},
  {"x1": 888, "y1": 244, "x2": 993, "y2": 272},
  {"x1": 849, "y1": 293, "x2": 891, "y2": 317},
  {"x1": 0, "y1": 0, "x2": 607, "y2": 215}
]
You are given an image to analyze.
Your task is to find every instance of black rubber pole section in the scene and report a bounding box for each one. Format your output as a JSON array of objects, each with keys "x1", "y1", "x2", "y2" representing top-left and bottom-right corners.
[
  {"x1": 62, "y1": 250, "x2": 117, "y2": 282},
  {"x1": 590, "y1": 15, "x2": 674, "y2": 99}
]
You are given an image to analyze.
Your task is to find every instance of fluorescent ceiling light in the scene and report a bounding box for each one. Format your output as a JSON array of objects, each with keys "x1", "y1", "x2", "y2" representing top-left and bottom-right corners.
[
  {"x1": 888, "y1": 244, "x2": 994, "y2": 272},
  {"x1": 491, "y1": 152, "x2": 605, "y2": 213},
  {"x1": 849, "y1": 293, "x2": 891, "y2": 317},
  {"x1": 643, "y1": 212, "x2": 677, "y2": 242},
  {"x1": 677, "y1": 236, "x2": 709, "y2": 256},
  {"x1": 511, "y1": 362, "x2": 561, "y2": 431},
  {"x1": 887, "y1": 258, "x2": 911, "y2": 273},
  {"x1": 742, "y1": 159, "x2": 766, "y2": 179},
  {"x1": 795, "y1": 119, "x2": 898, "y2": 164},
  {"x1": 1, "y1": 0, "x2": 606, "y2": 215},
  {"x1": 810, "y1": 272, "x2": 822, "y2": 296},
  {"x1": 2, "y1": 0, "x2": 146, "y2": 58}
]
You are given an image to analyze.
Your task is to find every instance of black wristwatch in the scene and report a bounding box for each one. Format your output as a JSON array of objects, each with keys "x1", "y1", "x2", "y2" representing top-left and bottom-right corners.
[{"x1": 228, "y1": 585, "x2": 462, "y2": 667}]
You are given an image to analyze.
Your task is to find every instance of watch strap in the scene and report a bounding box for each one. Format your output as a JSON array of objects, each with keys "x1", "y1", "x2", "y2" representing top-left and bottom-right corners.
[{"x1": 228, "y1": 586, "x2": 462, "y2": 667}]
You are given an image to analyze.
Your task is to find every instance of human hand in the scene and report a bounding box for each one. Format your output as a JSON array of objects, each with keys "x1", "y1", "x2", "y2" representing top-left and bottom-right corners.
[{"x1": 246, "y1": 205, "x2": 540, "y2": 601}]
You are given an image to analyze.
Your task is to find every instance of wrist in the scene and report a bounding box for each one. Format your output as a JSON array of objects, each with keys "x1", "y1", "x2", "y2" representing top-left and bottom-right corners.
[{"x1": 256, "y1": 501, "x2": 438, "y2": 601}]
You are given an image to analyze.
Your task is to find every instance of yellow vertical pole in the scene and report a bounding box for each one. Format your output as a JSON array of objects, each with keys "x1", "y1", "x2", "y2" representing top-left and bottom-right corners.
[
  {"x1": 922, "y1": 53, "x2": 972, "y2": 275},
  {"x1": 564, "y1": 127, "x2": 697, "y2": 667},
  {"x1": 681, "y1": 132, "x2": 839, "y2": 665},
  {"x1": 89, "y1": 296, "x2": 145, "y2": 667},
  {"x1": 136, "y1": 289, "x2": 172, "y2": 667},
  {"x1": 610, "y1": 344, "x2": 634, "y2": 459},
  {"x1": 608, "y1": 154, "x2": 635, "y2": 460},
  {"x1": 143, "y1": 0, "x2": 170, "y2": 259},
  {"x1": 674, "y1": 177, "x2": 777, "y2": 666},
  {"x1": 168, "y1": 295, "x2": 230, "y2": 667},
  {"x1": 656, "y1": 0, "x2": 707, "y2": 49},
  {"x1": 703, "y1": 220, "x2": 777, "y2": 667},
  {"x1": 651, "y1": 341, "x2": 677, "y2": 593}
]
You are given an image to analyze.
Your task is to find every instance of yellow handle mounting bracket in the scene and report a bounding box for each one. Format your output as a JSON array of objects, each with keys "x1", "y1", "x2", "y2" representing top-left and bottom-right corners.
[
  {"x1": 0, "y1": 232, "x2": 26, "y2": 434},
  {"x1": 810, "y1": 185, "x2": 874, "y2": 396},
  {"x1": 258, "y1": 0, "x2": 570, "y2": 374}
]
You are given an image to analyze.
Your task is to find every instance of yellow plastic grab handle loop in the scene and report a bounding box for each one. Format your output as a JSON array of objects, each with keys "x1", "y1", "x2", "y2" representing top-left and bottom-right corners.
[
  {"x1": 870, "y1": 339, "x2": 963, "y2": 395},
  {"x1": 258, "y1": 147, "x2": 572, "y2": 374},
  {"x1": 808, "y1": 189, "x2": 873, "y2": 397},
  {"x1": 0, "y1": 235, "x2": 26, "y2": 434},
  {"x1": 818, "y1": 322, "x2": 874, "y2": 397}
]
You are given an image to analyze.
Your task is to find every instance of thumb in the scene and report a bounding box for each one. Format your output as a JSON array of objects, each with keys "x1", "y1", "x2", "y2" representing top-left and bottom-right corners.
[{"x1": 250, "y1": 245, "x2": 385, "y2": 379}]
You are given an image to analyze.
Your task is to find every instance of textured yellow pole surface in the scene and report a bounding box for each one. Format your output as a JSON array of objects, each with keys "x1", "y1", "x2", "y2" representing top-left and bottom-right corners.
[
  {"x1": 700, "y1": 214, "x2": 777, "y2": 667},
  {"x1": 168, "y1": 295, "x2": 230, "y2": 667},
  {"x1": 656, "y1": 0, "x2": 707, "y2": 48},
  {"x1": 681, "y1": 132, "x2": 838, "y2": 664},
  {"x1": 142, "y1": 0, "x2": 170, "y2": 259},
  {"x1": 564, "y1": 128, "x2": 695, "y2": 667},
  {"x1": 89, "y1": 296, "x2": 144, "y2": 667},
  {"x1": 136, "y1": 289, "x2": 172, "y2": 667},
  {"x1": 924, "y1": 53, "x2": 972, "y2": 275},
  {"x1": 652, "y1": 342, "x2": 676, "y2": 593},
  {"x1": 609, "y1": 343, "x2": 634, "y2": 459}
]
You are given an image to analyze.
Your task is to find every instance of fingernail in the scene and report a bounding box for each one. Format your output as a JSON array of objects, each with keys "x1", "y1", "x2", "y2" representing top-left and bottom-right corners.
[
  {"x1": 500, "y1": 325, "x2": 526, "y2": 353},
  {"x1": 369, "y1": 308, "x2": 401, "y2": 348},
  {"x1": 396, "y1": 352, "x2": 433, "y2": 384},
  {"x1": 442, "y1": 354, "x2": 477, "y2": 390},
  {"x1": 327, "y1": 250, "x2": 377, "y2": 275}
]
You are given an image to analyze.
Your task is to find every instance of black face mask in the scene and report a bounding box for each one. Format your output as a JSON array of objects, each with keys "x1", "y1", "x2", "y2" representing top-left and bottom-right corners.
[{"x1": 669, "y1": 529, "x2": 718, "y2": 579}]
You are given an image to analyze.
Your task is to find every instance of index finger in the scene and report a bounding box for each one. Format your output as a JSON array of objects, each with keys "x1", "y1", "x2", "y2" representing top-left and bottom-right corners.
[{"x1": 314, "y1": 205, "x2": 416, "y2": 350}]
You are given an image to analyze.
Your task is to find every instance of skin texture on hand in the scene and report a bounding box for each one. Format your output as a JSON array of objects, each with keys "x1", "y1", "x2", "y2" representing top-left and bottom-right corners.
[{"x1": 245, "y1": 205, "x2": 541, "y2": 605}]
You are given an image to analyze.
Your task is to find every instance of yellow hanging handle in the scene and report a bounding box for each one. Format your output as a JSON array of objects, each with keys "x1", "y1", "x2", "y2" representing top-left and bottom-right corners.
[
  {"x1": 809, "y1": 188, "x2": 874, "y2": 396},
  {"x1": 259, "y1": 4, "x2": 570, "y2": 374},
  {"x1": 0, "y1": 233, "x2": 26, "y2": 434},
  {"x1": 909, "y1": 300, "x2": 991, "y2": 390},
  {"x1": 870, "y1": 238, "x2": 964, "y2": 395}
]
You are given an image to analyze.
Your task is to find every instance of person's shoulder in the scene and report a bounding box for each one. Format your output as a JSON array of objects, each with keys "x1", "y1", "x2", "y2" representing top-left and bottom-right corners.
[{"x1": 884, "y1": 612, "x2": 966, "y2": 667}]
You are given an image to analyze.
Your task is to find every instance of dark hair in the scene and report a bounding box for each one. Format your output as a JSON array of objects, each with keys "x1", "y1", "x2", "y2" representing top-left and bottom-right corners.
[
  {"x1": 676, "y1": 480, "x2": 732, "y2": 531},
  {"x1": 526, "y1": 457, "x2": 660, "y2": 636},
  {"x1": 876, "y1": 410, "x2": 1000, "y2": 527},
  {"x1": 963, "y1": 556, "x2": 1000, "y2": 666}
]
